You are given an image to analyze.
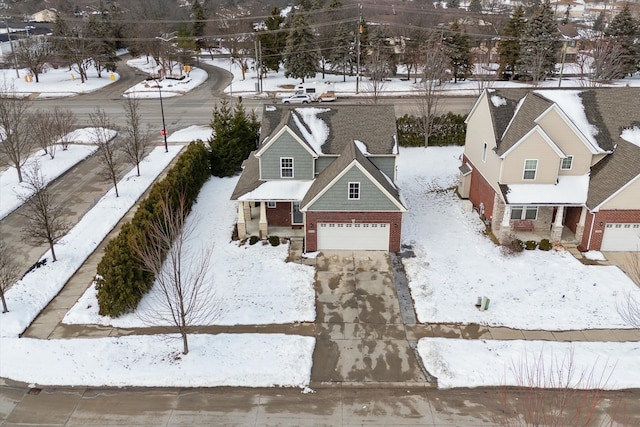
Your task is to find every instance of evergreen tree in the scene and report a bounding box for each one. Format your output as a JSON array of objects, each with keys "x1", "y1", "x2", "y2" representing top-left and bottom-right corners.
[
  {"x1": 498, "y1": 6, "x2": 526, "y2": 80},
  {"x1": 444, "y1": 22, "x2": 473, "y2": 83},
  {"x1": 468, "y1": 0, "x2": 483, "y2": 13},
  {"x1": 192, "y1": 0, "x2": 207, "y2": 49},
  {"x1": 593, "y1": 11, "x2": 605, "y2": 32},
  {"x1": 330, "y1": 22, "x2": 356, "y2": 80},
  {"x1": 283, "y1": 12, "x2": 318, "y2": 82},
  {"x1": 259, "y1": 7, "x2": 286, "y2": 73},
  {"x1": 605, "y1": 4, "x2": 639, "y2": 76},
  {"x1": 208, "y1": 100, "x2": 259, "y2": 177},
  {"x1": 518, "y1": 0, "x2": 560, "y2": 82}
]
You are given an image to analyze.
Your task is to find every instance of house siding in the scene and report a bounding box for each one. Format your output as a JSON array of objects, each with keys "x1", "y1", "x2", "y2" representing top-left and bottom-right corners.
[
  {"x1": 599, "y1": 177, "x2": 640, "y2": 210},
  {"x1": 259, "y1": 132, "x2": 314, "y2": 180},
  {"x1": 536, "y1": 109, "x2": 593, "y2": 176},
  {"x1": 307, "y1": 166, "x2": 399, "y2": 211},
  {"x1": 579, "y1": 210, "x2": 640, "y2": 251},
  {"x1": 305, "y1": 211, "x2": 403, "y2": 252},
  {"x1": 500, "y1": 132, "x2": 561, "y2": 184},
  {"x1": 315, "y1": 156, "x2": 337, "y2": 174},
  {"x1": 266, "y1": 202, "x2": 293, "y2": 226},
  {"x1": 369, "y1": 156, "x2": 396, "y2": 180}
]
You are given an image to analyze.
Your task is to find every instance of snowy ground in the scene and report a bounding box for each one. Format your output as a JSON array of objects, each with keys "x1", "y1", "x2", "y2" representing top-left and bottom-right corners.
[
  {"x1": 123, "y1": 57, "x2": 208, "y2": 98},
  {"x1": 397, "y1": 146, "x2": 640, "y2": 330}
]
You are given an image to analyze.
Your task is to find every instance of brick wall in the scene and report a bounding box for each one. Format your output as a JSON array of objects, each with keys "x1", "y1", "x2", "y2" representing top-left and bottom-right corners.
[
  {"x1": 564, "y1": 206, "x2": 582, "y2": 233},
  {"x1": 579, "y1": 209, "x2": 640, "y2": 251},
  {"x1": 305, "y1": 211, "x2": 403, "y2": 252},
  {"x1": 464, "y1": 155, "x2": 497, "y2": 221},
  {"x1": 266, "y1": 202, "x2": 292, "y2": 226}
]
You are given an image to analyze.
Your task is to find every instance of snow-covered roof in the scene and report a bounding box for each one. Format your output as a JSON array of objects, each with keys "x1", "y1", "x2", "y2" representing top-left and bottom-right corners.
[
  {"x1": 292, "y1": 108, "x2": 330, "y2": 154},
  {"x1": 237, "y1": 180, "x2": 313, "y2": 201},
  {"x1": 503, "y1": 174, "x2": 590, "y2": 205},
  {"x1": 621, "y1": 127, "x2": 640, "y2": 148},
  {"x1": 490, "y1": 95, "x2": 507, "y2": 107}
]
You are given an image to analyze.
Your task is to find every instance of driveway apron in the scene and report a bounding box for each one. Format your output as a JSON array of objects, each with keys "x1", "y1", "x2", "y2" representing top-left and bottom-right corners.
[{"x1": 311, "y1": 251, "x2": 429, "y2": 385}]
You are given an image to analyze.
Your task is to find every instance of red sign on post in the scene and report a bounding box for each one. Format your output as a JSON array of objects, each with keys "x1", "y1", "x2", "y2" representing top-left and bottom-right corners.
[{"x1": 161, "y1": 129, "x2": 167, "y2": 136}]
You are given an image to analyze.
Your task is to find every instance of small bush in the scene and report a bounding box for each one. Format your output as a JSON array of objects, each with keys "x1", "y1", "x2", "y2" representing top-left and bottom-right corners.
[
  {"x1": 249, "y1": 235, "x2": 259, "y2": 245},
  {"x1": 268, "y1": 235, "x2": 280, "y2": 246},
  {"x1": 538, "y1": 239, "x2": 552, "y2": 251},
  {"x1": 524, "y1": 240, "x2": 538, "y2": 250},
  {"x1": 501, "y1": 235, "x2": 524, "y2": 256}
]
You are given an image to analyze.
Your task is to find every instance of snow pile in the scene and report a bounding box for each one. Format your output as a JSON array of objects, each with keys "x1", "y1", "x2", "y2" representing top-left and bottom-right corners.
[
  {"x1": 59, "y1": 127, "x2": 117, "y2": 144},
  {"x1": 293, "y1": 108, "x2": 330, "y2": 154},
  {"x1": 166, "y1": 125, "x2": 212, "y2": 142},
  {"x1": 398, "y1": 146, "x2": 640, "y2": 330},
  {"x1": 0, "y1": 334, "x2": 315, "y2": 388},
  {"x1": 490, "y1": 95, "x2": 507, "y2": 107},
  {"x1": 354, "y1": 140, "x2": 369, "y2": 155},
  {"x1": 0, "y1": 146, "x2": 184, "y2": 338},
  {"x1": 621, "y1": 127, "x2": 640, "y2": 148},
  {"x1": 0, "y1": 143, "x2": 97, "y2": 219}
]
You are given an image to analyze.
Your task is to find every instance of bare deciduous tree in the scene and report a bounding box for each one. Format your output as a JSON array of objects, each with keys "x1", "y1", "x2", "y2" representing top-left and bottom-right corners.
[
  {"x1": 133, "y1": 193, "x2": 217, "y2": 355},
  {"x1": 51, "y1": 107, "x2": 77, "y2": 151},
  {"x1": 18, "y1": 163, "x2": 69, "y2": 262},
  {"x1": 415, "y1": 33, "x2": 448, "y2": 147},
  {"x1": 0, "y1": 241, "x2": 20, "y2": 313},
  {"x1": 585, "y1": 36, "x2": 627, "y2": 86},
  {"x1": 90, "y1": 108, "x2": 121, "y2": 197},
  {"x1": 31, "y1": 109, "x2": 57, "y2": 159},
  {"x1": 121, "y1": 97, "x2": 152, "y2": 176},
  {"x1": 0, "y1": 89, "x2": 34, "y2": 183},
  {"x1": 12, "y1": 34, "x2": 51, "y2": 83}
]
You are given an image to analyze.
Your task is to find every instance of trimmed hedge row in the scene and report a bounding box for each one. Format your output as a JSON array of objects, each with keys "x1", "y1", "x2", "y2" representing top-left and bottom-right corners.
[
  {"x1": 396, "y1": 112, "x2": 467, "y2": 147},
  {"x1": 95, "y1": 142, "x2": 210, "y2": 317}
]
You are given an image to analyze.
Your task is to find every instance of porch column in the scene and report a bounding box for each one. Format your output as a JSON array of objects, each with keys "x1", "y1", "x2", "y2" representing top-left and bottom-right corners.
[
  {"x1": 237, "y1": 202, "x2": 247, "y2": 239},
  {"x1": 551, "y1": 205, "x2": 564, "y2": 243},
  {"x1": 259, "y1": 201, "x2": 268, "y2": 238},
  {"x1": 575, "y1": 207, "x2": 587, "y2": 243},
  {"x1": 500, "y1": 205, "x2": 511, "y2": 243},
  {"x1": 243, "y1": 201, "x2": 252, "y2": 220}
]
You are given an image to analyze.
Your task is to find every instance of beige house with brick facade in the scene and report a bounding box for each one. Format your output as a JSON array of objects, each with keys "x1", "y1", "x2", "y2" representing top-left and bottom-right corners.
[
  {"x1": 459, "y1": 88, "x2": 640, "y2": 252},
  {"x1": 231, "y1": 104, "x2": 406, "y2": 252}
]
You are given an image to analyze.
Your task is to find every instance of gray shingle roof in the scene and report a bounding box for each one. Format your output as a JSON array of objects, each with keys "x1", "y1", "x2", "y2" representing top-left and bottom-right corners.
[
  {"x1": 230, "y1": 151, "x2": 262, "y2": 200},
  {"x1": 495, "y1": 92, "x2": 553, "y2": 156},
  {"x1": 260, "y1": 104, "x2": 397, "y2": 155},
  {"x1": 301, "y1": 140, "x2": 404, "y2": 210}
]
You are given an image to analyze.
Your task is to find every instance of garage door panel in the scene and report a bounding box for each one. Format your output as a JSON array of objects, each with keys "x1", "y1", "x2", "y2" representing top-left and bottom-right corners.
[
  {"x1": 317, "y1": 223, "x2": 389, "y2": 251},
  {"x1": 601, "y1": 223, "x2": 640, "y2": 251}
]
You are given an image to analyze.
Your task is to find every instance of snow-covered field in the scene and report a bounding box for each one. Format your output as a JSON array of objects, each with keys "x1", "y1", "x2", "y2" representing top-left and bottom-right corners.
[{"x1": 398, "y1": 146, "x2": 640, "y2": 330}]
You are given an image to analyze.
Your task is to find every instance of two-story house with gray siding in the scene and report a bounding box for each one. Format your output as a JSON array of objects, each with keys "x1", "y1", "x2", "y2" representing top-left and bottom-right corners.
[{"x1": 231, "y1": 104, "x2": 407, "y2": 252}]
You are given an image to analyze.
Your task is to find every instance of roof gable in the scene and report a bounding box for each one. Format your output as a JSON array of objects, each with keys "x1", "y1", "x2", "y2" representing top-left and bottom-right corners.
[
  {"x1": 499, "y1": 125, "x2": 566, "y2": 159},
  {"x1": 301, "y1": 141, "x2": 406, "y2": 212},
  {"x1": 255, "y1": 125, "x2": 318, "y2": 159}
]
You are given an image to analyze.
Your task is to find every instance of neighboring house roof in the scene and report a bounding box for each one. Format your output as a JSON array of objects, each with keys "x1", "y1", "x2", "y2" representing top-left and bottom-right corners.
[
  {"x1": 301, "y1": 140, "x2": 406, "y2": 211},
  {"x1": 260, "y1": 104, "x2": 397, "y2": 155},
  {"x1": 484, "y1": 88, "x2": 640, "y2": 211}
]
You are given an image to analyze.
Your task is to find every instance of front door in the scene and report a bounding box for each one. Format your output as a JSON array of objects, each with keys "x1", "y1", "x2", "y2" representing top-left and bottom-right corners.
[{"x1": 292, "y1": 202, "x2": 303, "y2": 224}]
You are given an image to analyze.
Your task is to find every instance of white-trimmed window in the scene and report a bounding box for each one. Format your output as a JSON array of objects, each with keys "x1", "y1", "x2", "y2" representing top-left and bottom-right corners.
[
  {"x1": 510, "y1": 205, "x2": 538, "y2": 220},
  {"x1": 482, "y1": 142, "x2": 488, "y2": 162},
  {"x1": 280, "y1": 157, "x2": 293, "y2": 178},
  {"x1": 266, "y1": 201, "x2": 276, "y2": 208},
  {"x1": 561, "y1": 155, "x2": 573, "y2": 170},
  {"x1": 523, "y1": 159, "x2": 538, "y2": 180},
  {"x1": 348, "y1": 182, "x2": 360, "y2": 200}
]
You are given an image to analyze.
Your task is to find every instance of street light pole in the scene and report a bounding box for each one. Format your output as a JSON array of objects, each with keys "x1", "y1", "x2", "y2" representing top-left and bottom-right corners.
[{"x1": 153, "y1": 77, "x2": 169, "y2": 153}]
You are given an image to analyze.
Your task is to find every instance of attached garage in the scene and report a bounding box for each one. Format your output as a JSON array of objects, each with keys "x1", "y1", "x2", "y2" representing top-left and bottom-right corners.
[
  {"x1": 601, "y1": 223, "x2": 640, "y2": 251},
  {"x1": 317, "y1": 222, "x2": 390, "y2": 251}
]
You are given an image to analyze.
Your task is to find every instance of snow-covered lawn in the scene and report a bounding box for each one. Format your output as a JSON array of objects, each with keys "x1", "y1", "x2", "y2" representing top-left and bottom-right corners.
[
  {"x1": 123, "y1": 57, "x2": 208, "y2": 98},
  {"x1": 0, "y1": 334, "x2": 314, "y2": 388},
  {"x1": 0, "y1": 65, "x2": 119, "y2": 98},
  {"x1": 0, "y1": 145, "x2": 184, "y2": 338},
  {"x1": 398, "y1": 146, "x2": 640, "y2": 330},
  {"x1": 166, "y1": 125, "x2": 212, "y2": 142},
  {"x1": 64, "y1": 176, "x2": 316, "y2": 327},
  {"x1": 418, "y1": 338, "x2": 640, "y2": 390}
]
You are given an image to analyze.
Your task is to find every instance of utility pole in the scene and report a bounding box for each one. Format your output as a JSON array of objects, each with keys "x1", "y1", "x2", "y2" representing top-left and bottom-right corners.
[
  {"x1": 356, "y1": 4, "x2": 362, "y2": 94},
  {"x1": 558, "y1": 39, "x2": 568, "y2": 87}
]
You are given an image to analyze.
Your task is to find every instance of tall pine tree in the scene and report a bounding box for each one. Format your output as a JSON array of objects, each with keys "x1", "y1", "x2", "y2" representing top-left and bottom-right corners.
[
  {"x1": 444, "y1": 22, "x2": 473, "y2": 83},
  {"x1": 258, "y1": 7, "x2": 286, "y2": 74},
  {"x1": 498, "y1": 6, "x2": 526, "y2": 80},
  {"x1": 283, "y1": 12, "x2": 318, "y2": 82},
  {"x1": 518, "y1": 0, "x2": 560, "y2": 82},
  {"x1": 605, "y1": 4, "x2": 639, "y2": 77}
]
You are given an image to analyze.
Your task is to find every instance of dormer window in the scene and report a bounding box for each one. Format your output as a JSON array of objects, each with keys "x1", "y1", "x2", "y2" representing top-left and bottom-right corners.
[
  {"x1": 523, "y1": 159, "x2": 537, "y2": 180},
  {"x1": 561, "y1": 155, "x2": 573, "y2": 170},
  {"x1": 280, "y1": 157, "x2": 293, "y2": 178}
]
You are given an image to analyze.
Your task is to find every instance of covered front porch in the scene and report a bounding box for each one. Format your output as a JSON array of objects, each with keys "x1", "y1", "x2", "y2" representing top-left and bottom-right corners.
[
  {"x1": 493, "y1": 202, "x2": 587, "y2": 246},
  {"x1": 236, "y1": 201, "x2": 305, "y2": 240}
]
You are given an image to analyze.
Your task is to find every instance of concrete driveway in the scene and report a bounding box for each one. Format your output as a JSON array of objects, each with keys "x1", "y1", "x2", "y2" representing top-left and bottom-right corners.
[{"x1": 311, "y1": 251, "x2": 429, "y2": 385}]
